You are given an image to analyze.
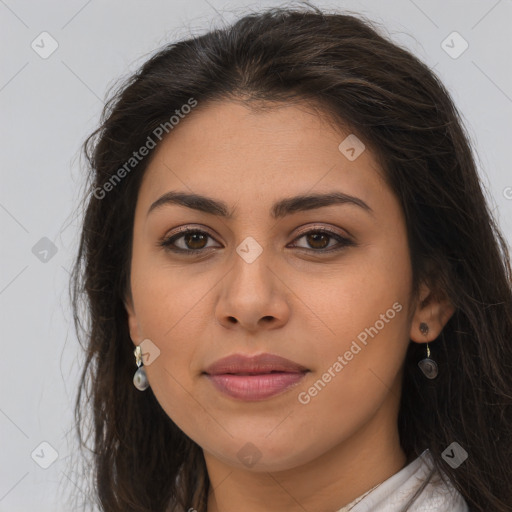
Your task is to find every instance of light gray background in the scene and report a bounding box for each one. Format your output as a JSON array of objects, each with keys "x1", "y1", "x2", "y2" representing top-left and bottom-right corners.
[{"x1": 1, "y1": 0, "x2": 511, "y2": 510}]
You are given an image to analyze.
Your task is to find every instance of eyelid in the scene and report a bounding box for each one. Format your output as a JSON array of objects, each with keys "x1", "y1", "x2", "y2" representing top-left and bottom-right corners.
[
  {"x1": 288, "y1": 226, "x2": 353, "y2": 252},
  {"x1": 163, "y1": 223, "x2": 349, "y2": 240},
  {"x1": 157, "y1": 225, "x2": 220, "y2": 252},
  {"x1": 164, "y1": 224, "x2": 216, "y2": 238},
  {"x1": 293, "y1": 223, "x2": 350, "y2": 239},
  {"x1": 158, "y1": 223, "x2": 354, "y2": 254}
]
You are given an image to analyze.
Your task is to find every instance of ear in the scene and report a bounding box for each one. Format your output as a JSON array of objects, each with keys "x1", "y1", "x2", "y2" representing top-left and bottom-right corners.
[
  {"x1": 409, "y1": 281, "x2": 455, "y2": 343},
  {"x1": 124, "y1": 291, "x2": 141, "y2": 345}
]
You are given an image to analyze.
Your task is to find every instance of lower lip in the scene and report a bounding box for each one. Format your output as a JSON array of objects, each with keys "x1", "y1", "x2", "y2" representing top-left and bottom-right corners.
[{"x1": 205, "y1": 372, "x2": 307, "y2": 401}]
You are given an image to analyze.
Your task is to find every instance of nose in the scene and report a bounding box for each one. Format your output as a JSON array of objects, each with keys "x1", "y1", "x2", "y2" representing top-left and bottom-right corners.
[{"x1": 214, "y1": 248, "x2": 291, "y2": 333}]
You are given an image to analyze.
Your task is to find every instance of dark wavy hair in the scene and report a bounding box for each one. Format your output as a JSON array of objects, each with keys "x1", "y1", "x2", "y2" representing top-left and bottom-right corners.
[{"x1": 70, "y1": 3, "x2": 512, "y2": 511}]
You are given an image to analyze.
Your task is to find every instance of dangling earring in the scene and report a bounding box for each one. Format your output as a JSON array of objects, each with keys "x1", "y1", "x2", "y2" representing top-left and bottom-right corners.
[
  {"x1": 133, "y1": 345, "x2": 149, "y2": 391},
  {"x1": 417, "y1": 322, "x2": 438, "y2": 379}
]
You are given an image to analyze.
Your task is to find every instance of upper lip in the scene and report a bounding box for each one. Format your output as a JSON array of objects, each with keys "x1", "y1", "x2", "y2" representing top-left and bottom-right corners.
[{"x1": 204, "y1": 353, "x2": 309, "y2": 375}]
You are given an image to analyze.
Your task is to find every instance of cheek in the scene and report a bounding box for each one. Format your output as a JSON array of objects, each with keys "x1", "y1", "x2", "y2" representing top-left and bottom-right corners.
[
  {"x1": 129, "y1": 252, "x2": 221, "y2": 417},
  {"x1": 130, "y1": 244, "x2": 219, "y2": 340},
  {"x1": 130, "y1": 278, "x2": 202, "y2": 375},
  {"x1": 291, "y1": 293, "x2": 410, "y2": 454},
  {"x1": 301, "y1": 243, "x2": 411, "y2": 350},
  {"x1": 299, "y1": 238, "x2": 413, "y2": 396}
]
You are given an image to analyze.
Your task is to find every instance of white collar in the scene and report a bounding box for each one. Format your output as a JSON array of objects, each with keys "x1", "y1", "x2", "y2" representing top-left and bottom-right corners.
[{"x1": 336, "y1": 449, "x2": 469, "y2": 511}]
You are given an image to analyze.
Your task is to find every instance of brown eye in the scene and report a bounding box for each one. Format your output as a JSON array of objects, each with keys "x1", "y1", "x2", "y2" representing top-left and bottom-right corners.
[
  {"x1": 290, "y1": 229, "x2": 354, "y2": 253},
  {"x1": 181, "y1": 232, "x2": 209, "y2": 250},
  {"x1": 159, "y1": 229, "x2": 219, "y2": 253},
  {"x1": 159, "y1": 227, "x2": 354, "y2": 256},
  {"x1": 304, "y1": 232, "x2": 330, "y2": 249}
]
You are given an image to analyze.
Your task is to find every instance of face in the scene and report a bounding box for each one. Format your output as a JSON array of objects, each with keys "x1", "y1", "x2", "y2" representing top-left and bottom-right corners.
[{"x1": 125, "y1": 99, "x2": 427, "y2": 473}]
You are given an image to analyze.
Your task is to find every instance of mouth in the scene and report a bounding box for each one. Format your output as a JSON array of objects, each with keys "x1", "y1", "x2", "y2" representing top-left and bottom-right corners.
[
  {"x1": 203, "y1": 353, "x2": 309, "y2": 401},
  {"x1": 204, "y1": 352, "x2": 309, "y2": 375},
  {"x1": 217, "y1": 370, "x2": 295, "y2": 375}
]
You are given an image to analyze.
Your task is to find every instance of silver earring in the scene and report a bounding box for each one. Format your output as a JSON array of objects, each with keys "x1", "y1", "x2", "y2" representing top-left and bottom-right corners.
[
  {"x1": 133, "y1": 345, "x2": 149, "y2": 391},
  {"x1": 417, "y1": 322, "x2": 438, "y2": 380}
]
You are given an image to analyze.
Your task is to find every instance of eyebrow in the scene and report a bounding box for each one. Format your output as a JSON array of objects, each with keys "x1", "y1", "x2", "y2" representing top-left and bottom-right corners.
[{"x1": 147, "y1": 190, "x2": 373, "y2": 219}]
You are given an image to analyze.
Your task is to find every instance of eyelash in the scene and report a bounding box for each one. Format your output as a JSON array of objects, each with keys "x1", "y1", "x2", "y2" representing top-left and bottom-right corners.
[{"x1": 158, "y1": 226, "x2": 355, "y2": 256}]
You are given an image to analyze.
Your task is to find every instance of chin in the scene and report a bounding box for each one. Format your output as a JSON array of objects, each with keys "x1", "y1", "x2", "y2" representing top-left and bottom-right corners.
[{"x1": 202, "y1": 434, "x2": 322, "y2": 473}]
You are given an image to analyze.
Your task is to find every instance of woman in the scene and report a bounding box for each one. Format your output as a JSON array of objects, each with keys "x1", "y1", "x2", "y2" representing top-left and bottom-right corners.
[{"x1": 71, "y1": 4, "x2": 512, "y2": 511}]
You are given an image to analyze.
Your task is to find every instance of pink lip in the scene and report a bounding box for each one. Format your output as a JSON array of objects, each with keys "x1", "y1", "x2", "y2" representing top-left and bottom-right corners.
[{"x1": 203, "y1": 353, "x2": 309, "y2": 401}]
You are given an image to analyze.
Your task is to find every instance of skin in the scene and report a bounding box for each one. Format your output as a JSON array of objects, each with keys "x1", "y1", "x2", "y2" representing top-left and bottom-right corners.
[{"x1": 125, "y1": 99, "x2": 455, "y2": 512}]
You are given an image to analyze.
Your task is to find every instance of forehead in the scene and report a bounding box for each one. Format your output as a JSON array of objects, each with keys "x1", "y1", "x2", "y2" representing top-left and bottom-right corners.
[{"x1": 137, "y1": 99, "x2": 389, "y2": 216}]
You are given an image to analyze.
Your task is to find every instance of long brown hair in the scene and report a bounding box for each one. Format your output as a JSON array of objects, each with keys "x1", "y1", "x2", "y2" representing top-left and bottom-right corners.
[{"x1": 71, "y1": 3, "x2": 512, "y2": 511}]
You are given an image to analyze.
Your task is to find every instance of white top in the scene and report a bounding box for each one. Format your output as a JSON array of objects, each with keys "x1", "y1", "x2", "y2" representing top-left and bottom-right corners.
[{"x1": 336, "y1": 449, "x2": 470, "y2": 511}]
